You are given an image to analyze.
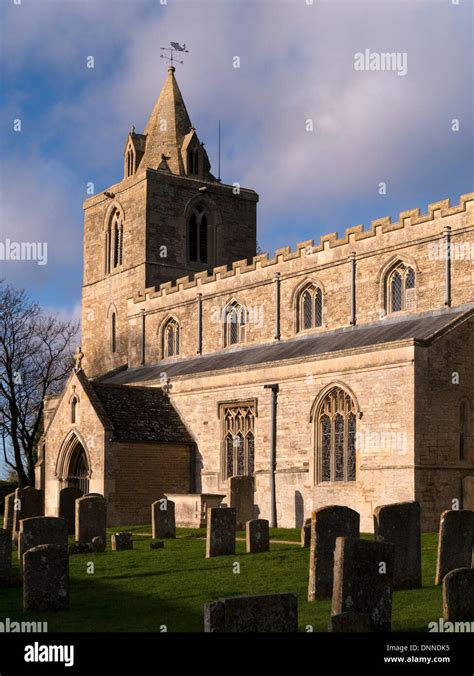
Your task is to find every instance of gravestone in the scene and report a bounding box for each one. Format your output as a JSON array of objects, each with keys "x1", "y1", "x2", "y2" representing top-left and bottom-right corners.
[
  {"x1": 151, "y1": 498, "x2": 176, "y2": 539},
  {"x1": 0, "y1": 529, "x2": 12, "y2": 586},
  {"x1": 246, "y1": 519, "x2": 269, "y2": 553},
  {"x1": 111, "y1": 532, "x2": 133, "y2": 551},
  {"x1": 301, "y1": 517, "x2": 311, "y2": 548},
  {"x1": 462, "y1": 476, "x2": 474, "y2": 511},
  {"x1": 12, "y1": 486, "x2": 44, "y2": 545},
  {"x1": 329, "y1": 612, "x2": 371, "y2": 632},
  {"x1": 373, "y1": 501, "x2": 422, "y2": 589},
  {"x1": 3, "y1": 492, "x2": 15, "y2": 531},
  {"x1": 206, "y1": 507, "x2": 236, "y2": 558},
  {"x1": 204, "y1": 593, "x2": 298, "y2": 632},
  {"x1": 443, "y1": 568, "x2": 474, "y2": 621},
  {"x1": 59, "y1": 487, "x2": 83, "y2": 534},
  {"x1": 308, "y1": 505, "x2": 360, "y2": 601},
  {"x1": 435, "y1": 510, "x2": 474, "y2": 585},
  {"x1": 19, "y1": 517, "x2": 68, "y2": 575},
  {"x1": 23, "y1": 544, "x2": 69, "y2": 611},
  {"x1": 91, "y1": 536, "x2": 105, "y2": 552},
  {"x1": 75, "y1": 494, "x2": 107, "y2": 545},
  {"x1": 229, "y1": 476, "x2": 254, "y2": 529},
  {"x1": 332, "y1": 537, "x2": 394, "y2": 632}
]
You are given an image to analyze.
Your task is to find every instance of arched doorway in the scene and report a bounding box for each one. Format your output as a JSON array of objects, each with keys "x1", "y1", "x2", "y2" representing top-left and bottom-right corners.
[{"x1": 66, "y1": 442, "x2": 90, "y2": 495}]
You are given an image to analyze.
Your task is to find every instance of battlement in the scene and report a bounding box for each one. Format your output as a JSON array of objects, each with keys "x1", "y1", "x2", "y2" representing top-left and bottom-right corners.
[{"x1": 130, "y1": 192, "x2": 474, "y2": 305}]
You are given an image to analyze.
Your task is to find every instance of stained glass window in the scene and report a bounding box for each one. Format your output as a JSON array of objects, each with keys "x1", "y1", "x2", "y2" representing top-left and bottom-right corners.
[
  {"x1": 318, "y1": 387, "x2": 356, "y2": 483},
  {"x1": 299, "y1": 285, "x2": 323, "y2": 331},
  {"x1": 222, "y1": 403, "x2": 256, "y2": 479}
]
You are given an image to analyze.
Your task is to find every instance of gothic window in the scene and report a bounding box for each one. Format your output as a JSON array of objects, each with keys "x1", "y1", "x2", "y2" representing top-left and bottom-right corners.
[
  {"x1": 106, "y1": 210, "x2": 123, "y2": 273},
  {"x1": 317, "y1": 387, "x2": 357, "y2": 483},
  {"x1": 387, "y1": 263, "x2": 416, "y2": 314},
  {"x1": 221, "y1": 403, "x2": 256, "y2": 479},
  {"x1": 188, "y1": 204, "x2": 208, "y2": 264},
  {"x1": 111, "y1": 312, "x2": 116, "y2": 353},
  {"x1": 459, "y1": 401, "x2": 468, "y2": 461},
  {"x1": 70, "y1": 397, "x2": 78, "y2": 424},
  {"x1": 162, "y1": 318, "x2": 180, "y2": 358},
  {"x1": 298, "y1": 284, "x2": 323, "y2": 331},
  {"x1": 187, "y1": 147, "x2": 199, "y2": 175},
  {"x1": 126, "y1": 148, "x2": 135, "y2": 177},
  {"x1": 224, "y1": 302, "x2": 246, "y2": 347}
]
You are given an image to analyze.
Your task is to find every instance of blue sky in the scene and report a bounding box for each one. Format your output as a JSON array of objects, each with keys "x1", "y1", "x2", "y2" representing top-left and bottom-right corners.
[{"x1": 0, "y1": 0, "x2": 472, "y2": 324}]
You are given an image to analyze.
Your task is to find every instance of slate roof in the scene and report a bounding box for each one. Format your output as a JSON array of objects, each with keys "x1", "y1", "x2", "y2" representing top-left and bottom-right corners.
[
  {"x1": 90, "y1": 382, "x2": 193, "y2": 444},
  {"x1": 100, "y1": 306, "x2": 472, "y2": 386}
]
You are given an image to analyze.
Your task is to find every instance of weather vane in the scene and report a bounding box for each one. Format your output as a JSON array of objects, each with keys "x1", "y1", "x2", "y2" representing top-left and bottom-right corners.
[{"x1": 160, "y1": 42, "x2": 189, "y2": 68}]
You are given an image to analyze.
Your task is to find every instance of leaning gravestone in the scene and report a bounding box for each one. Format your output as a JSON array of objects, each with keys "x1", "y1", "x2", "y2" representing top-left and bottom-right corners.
[
  {"x1": 373, "y1": 501, "x2": 422, "y2": 590},
  {"x1": 152, "y1": 498, "x2": 176, "y2": 539},
  {"x1": 111, "y1": 532, "x2": 133, "y2": 551},
  {"x1": 206, "y1": 507, "x2": 236, "y2": 558},
  {"x1": 0, "y1": 529, "x2": 12, "y2": 586},
  {"x1": 3, "y1": 492, "x2": 15, "y2": 531},
  {"x1": 59, "y1": 487, "x2": 83, "y2": 534},
  {"x1": 19, "y1": 517, "x2": 68, "y2": 576},
  {"x1": 301, "y1": 517, "x2": 311, "y2": 548},
  {"x1": 229, "y1": 476, "x2": 254, "y2": 529},
  {"x1": 204, "y1": 593, "x2": 298, "y2": 632},
  {"x1": 308, "y1": 505, "x2": 360, "y2": 601},
  {"x1": 435, "y1": 510, "x2": 474, "y2": 585},
  {"x1": 23, "y1": 544, "x2": 69, "y2": 611},
  {"x1": 332, "y1": 537, "x2": 394, "y2": 632},
  {"x1": 12, "y1": 486, "x2": 44, "y2": 545},
  {"x1": 246, "y1": 519, "x2": 269, "y2": 553},
  {"x1": 75, "y1": 494, "x2": 107, "y2": 545},
  {"x1": 443, "y1": 568, "x2": 474, "y2": 621}
]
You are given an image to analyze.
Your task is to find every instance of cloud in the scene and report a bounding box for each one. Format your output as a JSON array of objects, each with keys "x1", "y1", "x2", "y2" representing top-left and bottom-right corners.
[{"x1": 1, "y1": 0, "x2": 472, "y2": 312}]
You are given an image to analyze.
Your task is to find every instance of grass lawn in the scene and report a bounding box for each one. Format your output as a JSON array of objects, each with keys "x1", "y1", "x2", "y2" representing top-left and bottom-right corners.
[{"x1": 0, "y1": 520, "x2": 441, "y2": 632}]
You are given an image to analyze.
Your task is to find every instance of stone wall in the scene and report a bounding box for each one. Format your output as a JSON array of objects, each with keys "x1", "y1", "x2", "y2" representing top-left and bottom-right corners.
[{"x1": 105, "y1": 441, "x2": 192, "y2": 526}]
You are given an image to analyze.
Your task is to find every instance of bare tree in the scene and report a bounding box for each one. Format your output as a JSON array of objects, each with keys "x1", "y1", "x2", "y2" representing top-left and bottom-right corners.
[{"x1": 0, "y1": 281, "x2": 79, "y2": 486}]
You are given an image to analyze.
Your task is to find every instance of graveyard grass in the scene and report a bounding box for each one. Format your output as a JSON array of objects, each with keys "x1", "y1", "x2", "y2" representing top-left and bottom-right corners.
[{"x1": 0, "y1": 522, "x2": 441, "y2": 632}]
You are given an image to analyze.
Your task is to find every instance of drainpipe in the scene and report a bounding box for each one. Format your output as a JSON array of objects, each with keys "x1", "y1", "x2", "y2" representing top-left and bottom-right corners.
[
  {"x1": 274, "y1": 272, "x2": 281, "y2": 340},
  {"x1": 349, "y1": 252, "x2": 356, "y2": 325},
  {"x1": 197, "y1": 293, "x2": 203, "y2": 355},
  {"x1": 444, "y1": 226, "x2": 451, "y2": 307},
  {"x1": 264, "y1": 383, "x2": 279, "y2": 528},
  {"x1": 140, "y1": 310, "x2": 146, "y2": 366}
]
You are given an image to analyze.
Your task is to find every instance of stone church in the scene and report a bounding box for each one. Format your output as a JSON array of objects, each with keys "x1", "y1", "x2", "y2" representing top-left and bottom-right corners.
[{"x1": 37, "y1": 66, "x2": 474, "y2": 532}]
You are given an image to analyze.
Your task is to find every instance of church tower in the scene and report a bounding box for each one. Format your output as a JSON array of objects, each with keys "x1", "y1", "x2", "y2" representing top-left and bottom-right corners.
[{"x1": 81, "y1": 66, "x2": 258, "y2": 377}]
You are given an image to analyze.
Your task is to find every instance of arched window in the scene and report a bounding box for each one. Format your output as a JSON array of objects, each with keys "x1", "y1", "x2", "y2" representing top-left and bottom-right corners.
[
  {"x1": 70, "y1": 397, "x2": 78, "y2": 424},
  {"x1": 162, "y1": 318, "x2": 180, "y2": 358},
  {"x1": 105, "y1": 210, "x2": 123, "y2": 273},
  {"x1": 188, "y1": 148, "x2": 199, "y2": 175},
  {"x1": 317, "y1": 386, "x2": 357, "y2": 483},
  {"x1": 222, "y1": 403, "x2": 256, "y2": 479},
  {"x1": 224, "y1": 302, "x2": 246, "y2": 347},
  {"x1": 125, "y1": 147, "x2": 135, "y2": 177},
  {"x1": 459, "y1": 401, "x2": 468, "y2": 461},
  {"x1": 387, "y1": 263, "x2": 416, "y2": 314},
  {"x1": 298, "y1": 284, "x2": 323, "y2": 331},
  {"x1": 188, "y1": 204, "x2": 208, "y2": 263},
  {"x1": 111, "y1": 312, "x2": 116, "y2": 353}
]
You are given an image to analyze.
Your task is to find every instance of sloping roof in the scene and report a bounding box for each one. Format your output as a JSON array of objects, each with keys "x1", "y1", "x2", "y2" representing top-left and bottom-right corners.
[
  {"x1": 100, "y1": 306, "x2": 473, "y2": 386},
  {"x1": 90, "y1": 382, "x2": 193, "y2": 444}
]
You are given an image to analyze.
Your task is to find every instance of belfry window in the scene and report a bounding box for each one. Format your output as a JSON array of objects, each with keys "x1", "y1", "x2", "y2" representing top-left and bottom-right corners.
[
  {"x1": 318, "y1": 387, "x2": 357, "y2": 483},
  {"x1": 188, "y1": 148, "x2": 199, "y2": 175},
  {"x1": 163, "y1": 318, "x2": 180, "y2": 358},
  {"x1": 387, "y1": 263, "x2": 416, "y2": 313},
  {"x1": 105, "y1": 210, "x2": 123, "y2": 273},
  {"x1": 298, "y1": 285, "x2": 323, "y2": 331},
  {"x1": 224, "y1": 302, "x2": 246, "y2": 347},
  {"x1": 222, "y1": 403, "x2": 256, "y2": 479},
  {"x1": 111, "y1": 312, "x2": 117, "y2": 353},
  {"x1": 126, "y1": 148, "x2": 135, "y2": 177},
  {"x1": 70, "y1": 397, "x2": 79, "y2": 424},
  {"x1": 188, "y1": 205, "x2": 208, "y2": 264}
]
